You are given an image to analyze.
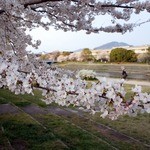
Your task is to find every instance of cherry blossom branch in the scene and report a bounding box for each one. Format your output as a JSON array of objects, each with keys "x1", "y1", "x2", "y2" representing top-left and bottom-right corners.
[
  {"x1": 0, "y1": 1, "x2": 137, "y2": 15},
  {"x1": 0, "y1": 10, "x2": 5, "y2": 14},
  {"x1": 23, "y1": 0, "x2": 62, "y2": 8},
  {"x1": 23, "y1": 0, "x2": 134, "y2": 9}
]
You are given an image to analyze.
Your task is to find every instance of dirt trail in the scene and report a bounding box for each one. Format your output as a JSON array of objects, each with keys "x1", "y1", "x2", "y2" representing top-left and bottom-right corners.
[{"x1": 97, "y1": 77, "x2": 150, "y2": 86}]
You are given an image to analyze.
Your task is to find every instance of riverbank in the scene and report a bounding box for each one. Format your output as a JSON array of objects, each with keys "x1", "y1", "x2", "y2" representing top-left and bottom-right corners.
[{"x1": 58, "y1": 62, "x2": 150, "y2": 81}]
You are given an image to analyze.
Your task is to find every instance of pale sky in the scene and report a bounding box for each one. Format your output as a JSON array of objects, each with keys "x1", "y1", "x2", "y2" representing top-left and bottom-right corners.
[{"x1": 27, "y1": 11, "x2": 150, "y2": 53}]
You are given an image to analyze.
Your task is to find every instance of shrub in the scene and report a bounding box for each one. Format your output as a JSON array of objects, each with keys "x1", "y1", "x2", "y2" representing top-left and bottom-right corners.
[
  {"x1": 77, "y1": 69, "x2": 97, "y2": 80},
  {"x1": 110, "y1": 48, "x2": 137, "y2": 62}
]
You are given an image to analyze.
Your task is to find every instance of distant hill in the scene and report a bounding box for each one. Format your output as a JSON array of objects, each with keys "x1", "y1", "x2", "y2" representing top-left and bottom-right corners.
[
  {"x1": 94, "y1": 41, "x2": 132, "y2": 50},
  {"x1": 73, "y1": 48, "x2": 84, "y2": 52}
]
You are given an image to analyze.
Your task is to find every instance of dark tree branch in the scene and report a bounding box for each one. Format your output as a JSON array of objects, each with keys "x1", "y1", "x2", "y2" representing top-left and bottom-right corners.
[
  {"x1": 88, "y1": 4, "x2": 134, "y2": 9},
  {"x1": 102, "y1": 5, "x2": 133, "y2": 9},
  {"x1": 0, "y1": 0, "x2": 135, "y2": 15},
  {"x1": 0, "y1": 10, "x2": 5, "y2": 14},
  {"x1": 23, "y1": 0, "x2": 62, "y2": 8},
  {"x1": 23, "y1": 0, "x2": 134, "y2": 9}
]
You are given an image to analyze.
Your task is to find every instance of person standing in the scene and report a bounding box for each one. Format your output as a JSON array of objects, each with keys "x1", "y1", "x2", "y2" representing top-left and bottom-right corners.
[{"x1": 121, "y1": 66, "x2": 128, "y2": 79}]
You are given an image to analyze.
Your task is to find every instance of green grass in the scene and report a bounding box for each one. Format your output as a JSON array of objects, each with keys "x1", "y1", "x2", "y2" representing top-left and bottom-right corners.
[
  {"x1": 0, "y1": 89, "x2": 113, "y2": 149},
  {"x1": 48, "y1": 110, "x2": 149, "y2": 150},
  {"x1": 124, "y1": 84, "x2": 150, "y2": 100},
  {"x1": 0, "y1": 83, "x2": 150, "y2": 149},
  {"x1": 90, "y1": 113, "x2": 150, "y2": 146},
  {"x1": 0, "y1": 126, "x2": 11, "y2": 149},
  {"x1": 34, "y1": 114, "x2": 114, "y2": 150},
  {"x1": 0, "y1": 114, "x2": 66, "y2": 150},
  {"x1": 0, "y1": 88, "x2": 46, "y2": 107}
]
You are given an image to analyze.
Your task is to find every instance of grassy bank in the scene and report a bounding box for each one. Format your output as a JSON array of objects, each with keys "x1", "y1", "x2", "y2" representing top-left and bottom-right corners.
[
  {"x1": 124, "y1": 84, "x2": 150, "y2": 99},
  {"x1": 0, "y1": 87, "x2": 150, "y2": 149}
]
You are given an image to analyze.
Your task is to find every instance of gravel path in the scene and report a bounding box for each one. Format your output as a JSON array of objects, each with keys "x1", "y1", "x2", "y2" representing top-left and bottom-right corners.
[{"x1": 97, "y1": 77, "x2": 150, "y2": 86}]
